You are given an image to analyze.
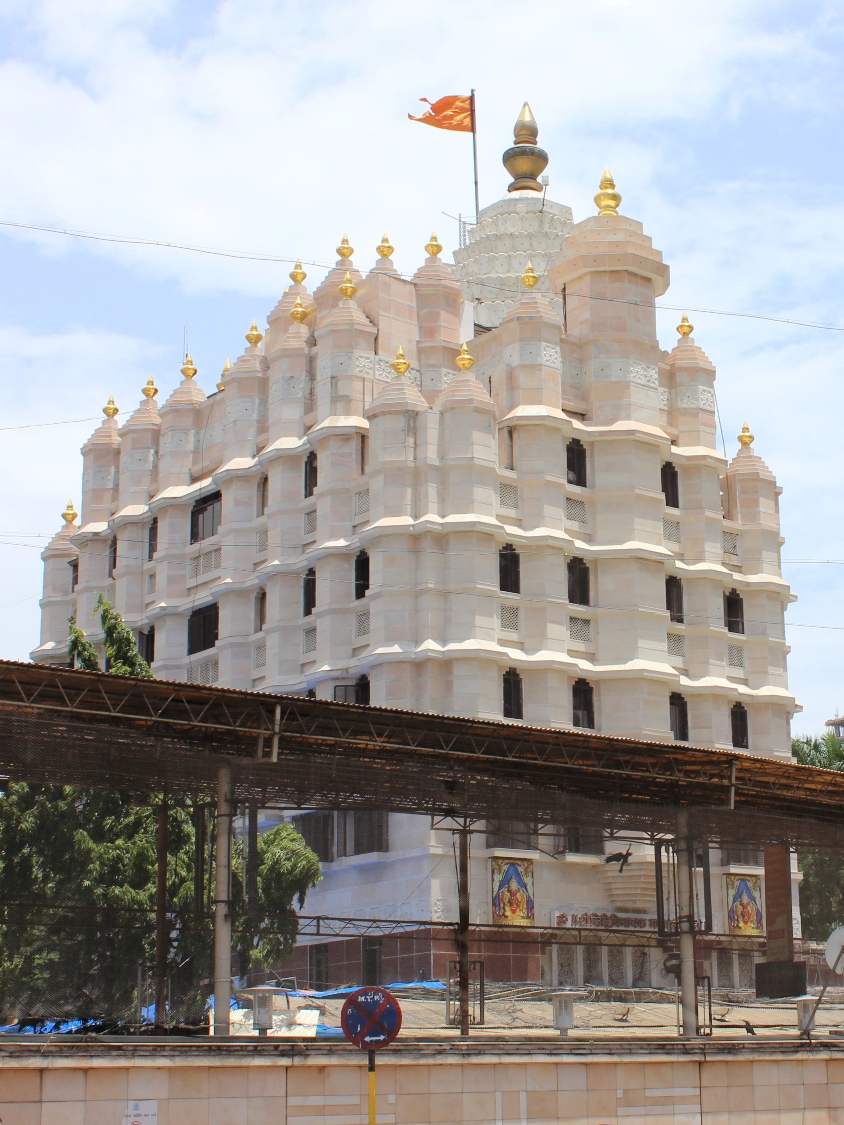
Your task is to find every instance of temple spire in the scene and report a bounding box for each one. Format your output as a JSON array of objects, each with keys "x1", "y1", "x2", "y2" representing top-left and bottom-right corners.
[{"x1": 502, "y1": 102, "x2": 548, "y2": 193}]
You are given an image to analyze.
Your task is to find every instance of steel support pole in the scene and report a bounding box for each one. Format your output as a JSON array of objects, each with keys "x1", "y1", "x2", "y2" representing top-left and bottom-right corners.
[
  {"x1": 675, "y1": 810, "x2": 698, "y2": 1037},
  {"x1": 457, "y1": 824, "x2": 470, "y2": 1036},
  {"x1": 214, "y1": 764, "x2": 233, "y2": 1037},
  {"x1": 154, "y1": 799, "x2": 168, "y2": 1028}
]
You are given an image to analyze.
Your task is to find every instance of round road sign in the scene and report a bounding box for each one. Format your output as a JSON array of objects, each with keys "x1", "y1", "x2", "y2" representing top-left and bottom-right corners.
[
  {"x1": 826, "y1": 926, "x2": 844, "y2": 972},
  {"x1": 340, "y1": 987, "x2": 402, "y2": 1050}
]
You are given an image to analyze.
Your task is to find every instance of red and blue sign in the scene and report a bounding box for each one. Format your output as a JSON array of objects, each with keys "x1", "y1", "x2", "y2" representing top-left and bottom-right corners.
[{"x1": 340, "y1": 987, "x2": 402, "y2": 1050}]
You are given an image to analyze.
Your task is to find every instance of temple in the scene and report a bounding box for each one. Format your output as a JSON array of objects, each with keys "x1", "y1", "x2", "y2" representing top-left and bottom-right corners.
[{"x1": 34, "y1": 104, "x2": 799, "y2": 992}]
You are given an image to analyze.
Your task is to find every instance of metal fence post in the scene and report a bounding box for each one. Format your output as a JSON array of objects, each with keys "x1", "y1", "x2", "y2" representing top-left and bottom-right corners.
[{"x1": 214, "y1": 764, "x2": 233, "y2": 1036}]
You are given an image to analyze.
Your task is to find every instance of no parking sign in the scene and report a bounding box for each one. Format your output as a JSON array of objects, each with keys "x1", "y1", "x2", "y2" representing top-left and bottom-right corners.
[{"x1": 341, "y1": 987, "x2": 402, "y2": 1125}]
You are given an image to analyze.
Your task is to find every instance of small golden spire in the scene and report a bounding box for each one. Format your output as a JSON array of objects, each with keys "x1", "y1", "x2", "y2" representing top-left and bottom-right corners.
[
  {"x1": 289, "y1": 259, "x2": 306, "y2": 284},
  {"x1": 337, "y1": 234, "x2": 353, "y2": 260},
  {"x1": 391, "y1": 346, "x2": 410, "y2": 376},
  {"x1": 290, "y1": 296, "x2": 308, "y2": 323},
  {"x1": 339, "y1": 271, "x2": 357, "y2": 300},
  {"x1": 425, "y1": 231, "x2": 442, "y2": 257},
  {"x1": 738, "y1": 422, "x2": 754, "y2": 448},
  {"x1": 513, "y1": 102, "x2": 539, "y2": 145},
  {"x1": 677, "y1": 313, "x2": 694, "y2": 338},
  {"x1": 594, "y1": 167, "x2": 621, "y2": 216},
  {"x1": 217, "y1": 358, "x2": 231, "y2": 392},
  {"x1": 521, "y1": 260, "x2": 539, "y2": 289},
  {"x1": 103, "y1": 396, "x2": 119, "y2": 418},
  {"x1": 142, "y1": 376, "x2": 158, "y2": 399},
  {"x1": 180, "y1": 354, "x2": 197, "y2": 380},
  {"x1": 377, "y1": 234, "x2": 394, "y2": 259},
  {"x1": 62, "y1": 500, "x2": 77, "y2": 525},
  {"x1": 246, "y1": 319, "x2": 263, "y2": 347},
  {"x1": 455, "y1": 342, "x2": 475, "y2": 372}
]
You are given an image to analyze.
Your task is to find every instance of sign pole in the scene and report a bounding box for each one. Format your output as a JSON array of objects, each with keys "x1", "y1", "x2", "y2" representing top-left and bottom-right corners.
[{"x1": 368, "y1": 1050, "x2": 376, "y2": 1125}]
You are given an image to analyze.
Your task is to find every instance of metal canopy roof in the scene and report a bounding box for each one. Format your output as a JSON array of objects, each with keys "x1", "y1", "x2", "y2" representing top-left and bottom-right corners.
[{"x1": 0, "y1": 660, "x2": 841, "y2": 848}]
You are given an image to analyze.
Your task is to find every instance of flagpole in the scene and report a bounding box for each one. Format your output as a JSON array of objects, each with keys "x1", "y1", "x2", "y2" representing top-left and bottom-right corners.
[{"x1": 470, "y1": 89, "x2": 480, "y2": 225}]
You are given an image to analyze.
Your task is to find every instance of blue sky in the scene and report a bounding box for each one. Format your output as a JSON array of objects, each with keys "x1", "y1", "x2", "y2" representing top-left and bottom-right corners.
[{"x1": 0, "y1": 0, "x2": 841, "y2": 736}]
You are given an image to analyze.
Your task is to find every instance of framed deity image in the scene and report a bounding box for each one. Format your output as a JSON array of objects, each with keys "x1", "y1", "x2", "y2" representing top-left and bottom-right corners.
[
  {"x1": 725, "y1": 874, "x2": 764, "y2": 936},
  {"x1": 491, "y1": 858, "x2": 535, "y2": 926}
]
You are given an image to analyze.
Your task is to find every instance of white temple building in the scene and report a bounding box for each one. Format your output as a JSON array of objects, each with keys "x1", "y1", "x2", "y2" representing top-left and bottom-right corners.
[{"x1": 34, "y1": 105, "x2": 799, "y2": 992}]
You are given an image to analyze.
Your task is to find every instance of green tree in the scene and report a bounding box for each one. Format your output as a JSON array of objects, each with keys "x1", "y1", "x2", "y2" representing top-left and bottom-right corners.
[
  {"x1": 68, "y1": 594, "x2": 152, "y2": 677},
  {"x1": 794, "y1": 730, "x2": 844, "y2": 941}
]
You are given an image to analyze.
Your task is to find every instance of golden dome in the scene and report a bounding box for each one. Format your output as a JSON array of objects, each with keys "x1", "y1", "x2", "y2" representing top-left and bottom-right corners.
[
  {"x1": 455, "y1": 342, "x2": 475, "y2": 372},
  {"x1": 142, "y1": 376, "x2": 158, "y2": 399},
  {"x1": 103, "y1": 396, "x2": 119, "y2": 418},
  {"x1": 337, "y1": 234, "x2": 353, "y2": 260},
  {"x1": 339, "y1": 271, "x2": 357, "y2": 300},
  {"x1": 289, "y1": 259, "x2": 306, "y2": 284},
  {"x1": 502, "y1": 102, "x2": 548, "y2": 194},
  {"x1": 290, "y1": 296, "x2": 308, "y2": 323},
  {"x1": 391, "y1": 346, "x2": 410, "y2": 376},
  {"x1": 594, "y1": 168, "x2": 621, "y2": 216},
  {"x1": 246, "y1": 319, "x2": 263, "y2": 347},
  {"x1": 521, "y1": 261, "x2": 539, "y2": 289},
  {"x1": 425, "y1": 231, "x2": 443, "y2": 257},
  {"x1": 377, "y1": 234, "x2": 394, "y2": 259},
  {"x1": 62, "y1": 500, "x2": 77, "y2": 524},
  {"x1": 180, "y1": 354, "x2": 197, "y2": 380},
  {"x1": 217, "y1": 358, "x2": 231, "y2": 392},
  {"x1": 677, "y1": 313, "x2": 694, "y2": 338},
  {"x1": 738, "y1": 422, "x2": 754, "y2": 448}
]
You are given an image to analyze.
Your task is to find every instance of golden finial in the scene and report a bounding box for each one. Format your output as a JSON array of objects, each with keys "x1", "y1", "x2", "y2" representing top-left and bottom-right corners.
[
  {"x1": 62, "y1": 500, "x2": 77, "y2": 525},
  {"x1": 594, "y1": 167, "x2": 621, "y2": 216},
  {"x1": 290, "y1": 296, "x2": 308, "y2": 323},
  {"x1": 103, "y1": 396, "x2": 119, "y2": 418},
  {"x1": 337, "y1": 234, "x2": 353, "y2": 260},
  {"x1": 521, "y1": 260, "x2": 539, "y2": 289},
  {"x1": 503, "y1": 103, "x2": 547, "y2": 193},
  {"x1": 289, "y1": 259, "x2": 306, "y2": 284},
  {"x1": 391, "y1": 346, "x2": 410, "y2": 376},
  {"x1": 180, "y1": 354, "x2": 197, "y2": 380},
  {"x1": 455, "y1": 342, "x2": 475, "y2": 372},
  {"x1": 425, "y1": 231, "x2": 442, "y2": 257},
  {"x1": 246, "y1": 319, "x2": 263, "y2": 347},
  {"x1": 339, "y1": 271, "x2": 357, "y2": 300},
  {"x1": 513, "y1": 102, "x2": 539, "y2": 146},
  {"x1": 738, "y1": 422, "x2": 754, "y2": 448},
  {"x1": 677, "y1": 313, "x2": 694, "y2": 338},
  {"x1": 142, "y1": 376, "x2": 158, "y2": 399},
  {"x1": 217, "y1": 358, "x2": 231, "y2": 392},
  {"x1": 377, "y1": 234, "x2": 394, "y2": 259}
]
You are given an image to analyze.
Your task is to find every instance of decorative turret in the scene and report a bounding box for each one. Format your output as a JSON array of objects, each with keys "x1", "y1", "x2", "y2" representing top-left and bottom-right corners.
[
  {"x1": 664, "y1": 315, "x2": 717, "y2": 448},
  {"x1": 411, "y1": 231, "x2": 462, "y2": 396},
  {"x1": 594, "y1": 168, "x2": 621, "y2": 216},
  {"x1": 502, "y1": 103, "x2": 548, "y2": 193},
  {"x1": 119, "y1": 377, "x2": 163, "y2": 511}
]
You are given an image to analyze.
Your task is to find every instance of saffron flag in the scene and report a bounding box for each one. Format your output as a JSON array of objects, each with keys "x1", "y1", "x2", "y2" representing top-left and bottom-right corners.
[{"x1": 408, "y1": 95, "x2": 474, "y2": 133}]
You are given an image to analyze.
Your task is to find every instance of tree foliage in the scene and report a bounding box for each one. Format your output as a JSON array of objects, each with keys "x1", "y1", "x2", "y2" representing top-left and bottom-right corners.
[
  {"x1": 68, "y1": 594, "x2": 152, "y2": 678},
  {"x1": 794, "y1": 731, "x2": 844, "y2": 941}
]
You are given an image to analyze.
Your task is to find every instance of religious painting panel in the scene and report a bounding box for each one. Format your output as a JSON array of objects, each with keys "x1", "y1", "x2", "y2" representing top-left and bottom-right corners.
[
  {"x1": 725, "y1": 874, "x2": 764, "y2": 936},
  {"x1": 491, "y1": 857, "x2": 534, "y2": 926}
]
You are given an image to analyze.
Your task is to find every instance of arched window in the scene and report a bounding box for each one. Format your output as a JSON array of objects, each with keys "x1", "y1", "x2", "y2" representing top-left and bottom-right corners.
[
  {"x1": 723, "y1": 588, "x2": 744, "y2": 634},
  {"x1": 499, "y1": 545, "x2": 520, "y2": 593},
  {"x1": 666, "y1": 575, "x2": 684, "y2": 624},
  {"x1": 257, "y1": 475, "x2": 269, "y2": 516},
  {"x1": 572, "y1": 678, "x2": 595, "y2": 729},
  {"x1": 354, "y1": 551, "x2": 370, "y2": 600},
  {"x1": 670, "y1": 692, "x2": 689, "y2": 741},
  {"x1": 731, "y1": 702, "x2": 749, "y2": 749},
  {"x1": 661, "y1": 462, "x2": 680, "y2": 509},
  {"x1": 503, "y1": 667, "x2": 523, "y2": 719},
  {"x1": 147, "y1": 517, "x2": 158, "y2": 560},
  {"x1": 304, "y1": 451, "x2": 318, "y2": 498},
  {"x1": 568, "y1": 557, "x2": 590, "y2": 606},
  {"x1": 566, "y1": 438, "x2": 587, "y2": 487},
  {"x1": 303, "y1": 568, "x2": 316, "y2": 617}
]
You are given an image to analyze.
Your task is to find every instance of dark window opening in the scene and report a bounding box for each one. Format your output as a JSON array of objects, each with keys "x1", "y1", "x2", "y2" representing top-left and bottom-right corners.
[
  {"x1": 361, "y1": 936, "x2": 383, "y2": 986},
  {"x1": 572, "y1": 678, "x2": 595, "y2": 729},
  {"x1": 190, "y1": 491, "x2": 222, "y2": 544},
  {"x1": 187, "y1": 603, "x2": 219, "y2": 655},
  {"x1": 138, "y1": 626, "x2": 155, "y2": 665},
  {"x1": 108, "y1": 537, "x2": 117, "y2": 578},
  {"x1": 303, "y1": 568, "x2": 316, "y2": 617},
  {"x1": 503, "y1": 427, "x2": 515, "y2": 471},
  {"x1": 304, "y1": 451, "x2": 318, "y2": 498},
  {"x1": 666, "y1": 575, "x2": 684, "y2": 624},
  {"x1": 257, "y1": 475, "x2": 269, "y2": 517},
  {"x1": 293, "y1": 811, "x2": 334, "y2": 863},
  {"x1": 359, "y1": 435, "x2": 368, "y2": 475},
  {"x1": 670, "y1": 692, "x2": 689, "y2": 741},
  {"x1": 309, "y1": 943, "x2": 330, "y2": 991},
  {"x1": 503, "y1": 667, "x2": 523, "y2": 720},
  {"x1": 724, "y1": 588, "x2": 744, "y2": 634},
  {"x1": 333, "y1": 675, "x2": 370, "y2": 706},
  {"x1": 147, "y1": 518, "x2": 158, "y2": 560},
  {"x1": 499, "y1": 544, "x2": 520, "y2": 594},
  {"x1": 661, "y1": 462, "x2": 680, "y2": 509},
  {"x1": 337, "y1": 809, "x2": 388, "y2": 857},
  {"x1": 254, "y1": 589, "x2": 267, "y2": 633},
  {"x1": 731, "y1": 702, "x2": 749, "y2": 749},
  {"x1": 557, "y1": 826, "x2": 604, "y2": 855},
  {"x1": 486, "y1": 820, "x2": 538, "y2": 850},
  {"x1": 69, "y1": 558, "x2": 79, "y2": 593},
  {"x1": 354, "y1": 551, "x2": 370, "y2": 600},
  {"x1": 566, "y1": 438, "x2": 587, "y2": 487},
  {"x1": 720, "y1": 846, "x2": 763, "y2": 867},
  {"x1": 568, "y1": 557, "x2": 590, "y2": 606}
]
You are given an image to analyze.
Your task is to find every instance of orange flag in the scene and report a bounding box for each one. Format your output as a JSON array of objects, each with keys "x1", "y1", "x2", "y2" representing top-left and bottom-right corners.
[{"x1": 408, "y1": 95, "x2": 474, "y2": 133}]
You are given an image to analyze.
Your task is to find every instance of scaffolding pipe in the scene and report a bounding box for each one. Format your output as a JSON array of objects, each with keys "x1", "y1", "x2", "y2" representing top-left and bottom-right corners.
[
  {"x1": 457, "y1": 825, "x2": 470, "y2": 1036},
  {"x1": 154, "y1": 799, "x2": 168, "y2": 1027},
  {"x1": 675, "y1": 810, "x2": 698, "y2": 1037},
  {"x1": 214, "y1": 764, "x2": 233, "y2": 1037}
]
